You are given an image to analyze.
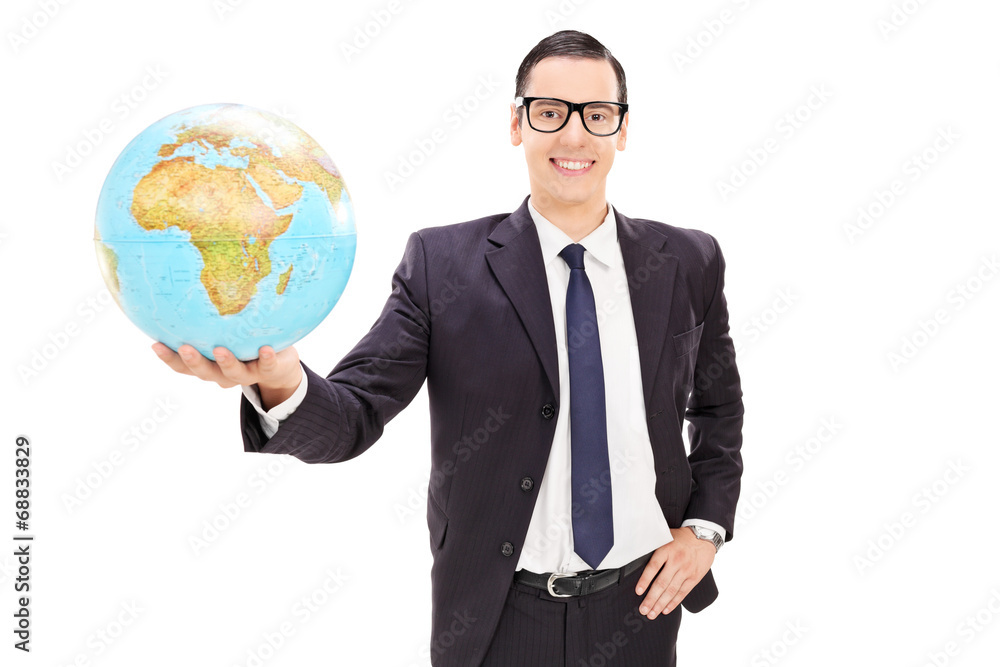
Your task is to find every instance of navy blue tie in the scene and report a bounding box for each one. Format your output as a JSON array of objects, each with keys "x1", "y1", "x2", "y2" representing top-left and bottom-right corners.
[{"x1": 559, "y1": 243, "x2": 614, "y2": 569}]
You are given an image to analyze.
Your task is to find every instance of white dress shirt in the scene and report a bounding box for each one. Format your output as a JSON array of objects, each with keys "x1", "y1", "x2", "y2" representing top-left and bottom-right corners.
[{"x1": 241, "y1": 197, "x2": 725, "y2": 572}]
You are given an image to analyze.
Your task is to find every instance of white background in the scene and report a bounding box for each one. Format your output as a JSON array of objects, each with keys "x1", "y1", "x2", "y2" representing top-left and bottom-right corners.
[{"x1": 2, "y1": 0, "x2": 999, "y2": 665}]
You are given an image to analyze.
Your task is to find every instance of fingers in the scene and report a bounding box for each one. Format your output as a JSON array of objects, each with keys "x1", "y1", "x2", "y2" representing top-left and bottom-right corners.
[
  {"x1": 662, "y1": 577, "x2": 697, "y2": 615},
  {"x1": 211, "y1": 347, "x2": 257, "y2": 388},
  {"x1": 638, "y1": 564, "x2": 684, "y2": 619},
  {"x1": 152, "y1": 342, "x2": 298, "y2": 390},
  {"x1": 151, "y1": 343, "x2": 196, "y2": 376},
  {"x1": 635, "y1": 552, "x2": 665, "y2": 597},
  {"x1": 151, "y1": 343, "x2": 246, "y2": 388}
]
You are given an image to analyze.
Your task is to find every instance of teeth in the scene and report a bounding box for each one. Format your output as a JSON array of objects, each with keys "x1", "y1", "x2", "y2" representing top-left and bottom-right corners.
[{"x1": 555, "y1": 160, "x2": 591, "y2": 171}]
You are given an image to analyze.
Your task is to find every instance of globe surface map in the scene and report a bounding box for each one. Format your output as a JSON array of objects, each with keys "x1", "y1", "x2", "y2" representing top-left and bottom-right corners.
[{"x1": 94, "y1": 103, "x2": 356, "y2": 361}]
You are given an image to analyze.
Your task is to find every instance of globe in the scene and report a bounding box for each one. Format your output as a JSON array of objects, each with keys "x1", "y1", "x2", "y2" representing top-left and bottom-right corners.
[{"x1": 94, "y1": 103, "x2": 356, "y2": 361}]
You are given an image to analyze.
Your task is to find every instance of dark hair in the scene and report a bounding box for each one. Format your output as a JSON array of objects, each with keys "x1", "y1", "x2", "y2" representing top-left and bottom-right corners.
[{"x1": 514, "y1": 30, "x2": 627, "y2": 124}]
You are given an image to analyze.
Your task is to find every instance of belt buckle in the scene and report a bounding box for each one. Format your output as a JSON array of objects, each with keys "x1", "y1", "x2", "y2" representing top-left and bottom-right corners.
[{"x1": 546, "y1": 571, "x2": 579, "y2": 598}]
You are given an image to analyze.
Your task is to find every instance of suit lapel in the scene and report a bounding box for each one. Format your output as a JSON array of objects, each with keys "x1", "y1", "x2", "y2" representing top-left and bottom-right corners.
[
  {"x1": 615, "y1": 208, "x2": 679, "y2": 416},
  {"x1": 485, "y1": 196, "x2": 679, "y2": 419},
  {"x1": 486, "y1": 196, "x2": 560, "y2": 398}
]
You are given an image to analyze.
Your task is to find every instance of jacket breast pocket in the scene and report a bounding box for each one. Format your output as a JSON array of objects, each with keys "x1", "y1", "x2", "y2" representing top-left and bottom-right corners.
[
  {"x1": 673, "y1": 322, "x2": 704, "y2": 358},
  {"x1": 427, "y1": 495, "x2": 449, "y2": 553}
]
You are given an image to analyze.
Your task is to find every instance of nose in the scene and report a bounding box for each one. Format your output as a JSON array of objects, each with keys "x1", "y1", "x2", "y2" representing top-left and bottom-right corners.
[{"x1": 559, "y1": 109, "x2": 589, "y2": 145}]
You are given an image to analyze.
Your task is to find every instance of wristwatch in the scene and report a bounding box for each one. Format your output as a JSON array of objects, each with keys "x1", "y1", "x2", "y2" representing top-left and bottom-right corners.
[{"x1": 688, "y1": 525, "x2": 724, "y2": 553}]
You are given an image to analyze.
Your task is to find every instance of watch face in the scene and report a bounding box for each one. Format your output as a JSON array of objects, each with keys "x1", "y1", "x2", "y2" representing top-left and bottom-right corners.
[{"x1": 692, "y1": 526, "x2": 722, "y2": 551}]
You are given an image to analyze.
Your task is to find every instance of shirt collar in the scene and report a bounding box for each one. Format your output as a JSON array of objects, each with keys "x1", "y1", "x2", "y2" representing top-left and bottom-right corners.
[{"x1": 527, "y1": 195, "x2": 619, "y2": 270}]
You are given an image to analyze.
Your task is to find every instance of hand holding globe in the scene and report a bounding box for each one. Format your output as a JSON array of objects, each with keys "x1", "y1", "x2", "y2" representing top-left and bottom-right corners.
[{"x1": 152, "y1": 342, "x2": 301, "y2": 410}]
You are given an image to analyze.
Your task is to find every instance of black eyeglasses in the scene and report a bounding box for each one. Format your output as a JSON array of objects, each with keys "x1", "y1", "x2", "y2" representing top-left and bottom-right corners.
[{"x1": 515, "y1": 96, "x2": 628, "y2": 136}]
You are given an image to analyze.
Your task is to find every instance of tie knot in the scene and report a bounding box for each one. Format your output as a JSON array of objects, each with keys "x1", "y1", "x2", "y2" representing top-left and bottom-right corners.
[{"x1": 559, "y1": 243, "x2": 587, "y2": 270}]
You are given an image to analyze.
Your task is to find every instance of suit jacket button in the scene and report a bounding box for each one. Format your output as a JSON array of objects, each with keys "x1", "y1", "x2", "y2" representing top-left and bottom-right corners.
[
  {"x1": 541, "y1": 403, "x2": 555, "y2": 420},
  {"x1": 520, "y1": 477, "x2": 534, "y2": 492},
  {"x1": 500, "y1": 542, "x2": 514, "y2": 557}
]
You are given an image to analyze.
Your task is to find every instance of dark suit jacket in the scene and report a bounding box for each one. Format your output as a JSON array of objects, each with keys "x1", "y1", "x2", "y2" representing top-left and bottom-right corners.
[{"x1": 240, "y1": 194, "x2": 744, "y2": 666}]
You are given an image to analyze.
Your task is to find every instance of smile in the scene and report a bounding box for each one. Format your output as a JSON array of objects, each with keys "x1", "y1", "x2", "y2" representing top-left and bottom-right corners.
[{"x1": 551, "y1": 158, "x2": 594, "y2": 174}]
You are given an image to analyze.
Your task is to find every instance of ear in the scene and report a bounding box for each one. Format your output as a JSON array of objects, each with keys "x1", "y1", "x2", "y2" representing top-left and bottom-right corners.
[
  {"x1": 616, "y1": 111, "x2": 628, "y2": 151},
  {"x1": 510, "y1": 102, "x2": 523, "y2": 147}
]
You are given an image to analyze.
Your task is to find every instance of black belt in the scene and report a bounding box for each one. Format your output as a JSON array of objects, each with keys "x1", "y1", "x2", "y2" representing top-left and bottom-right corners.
[{"x1": 513, "y1": 551, "x2": 651, "y2": 598}]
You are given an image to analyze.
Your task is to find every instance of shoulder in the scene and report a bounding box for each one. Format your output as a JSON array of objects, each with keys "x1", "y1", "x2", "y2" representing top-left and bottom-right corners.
[
  {"x1": 622, "y1": 213, "x2": 723, "y2": 269},
  {"x1": 408, "y1": 211, "x2": 512, "y2": 254}
]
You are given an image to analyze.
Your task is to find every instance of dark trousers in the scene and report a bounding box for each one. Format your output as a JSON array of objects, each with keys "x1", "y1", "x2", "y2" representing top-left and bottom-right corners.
[{"x1": 481, "y1": 554, "x2": 682, "y2": 666}]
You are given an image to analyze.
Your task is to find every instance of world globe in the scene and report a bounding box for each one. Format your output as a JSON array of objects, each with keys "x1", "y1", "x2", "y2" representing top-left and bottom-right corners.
[{"x1": 94, "y1": 103, "x2": 356, "y2": 361}]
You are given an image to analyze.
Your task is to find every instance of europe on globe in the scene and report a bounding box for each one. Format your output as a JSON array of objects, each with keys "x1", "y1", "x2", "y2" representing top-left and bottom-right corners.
[{"x1": 94, "y1": 103, "x2": 356, "y2": 361}]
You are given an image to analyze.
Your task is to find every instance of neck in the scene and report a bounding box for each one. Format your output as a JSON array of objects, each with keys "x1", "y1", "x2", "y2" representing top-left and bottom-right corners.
[{"x1": 530, "y1": 193, "x2": 608, "y2": 242}]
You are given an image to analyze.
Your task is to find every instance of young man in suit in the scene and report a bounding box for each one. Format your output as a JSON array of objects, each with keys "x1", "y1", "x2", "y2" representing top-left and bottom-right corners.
[{"x1": 154, "y1": 29, "x2": 743, "y2": 666}]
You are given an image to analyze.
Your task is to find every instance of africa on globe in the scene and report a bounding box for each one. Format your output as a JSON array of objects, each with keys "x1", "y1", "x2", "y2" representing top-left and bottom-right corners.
[{"x1": 94, "y1": 103, "x2": 356, "y2": 361}]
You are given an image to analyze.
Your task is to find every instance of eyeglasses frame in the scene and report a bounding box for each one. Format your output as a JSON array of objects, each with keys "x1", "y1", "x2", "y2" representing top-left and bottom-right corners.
[{"x1": 514, "y1": 96, "x2": 629, "y2": 137}]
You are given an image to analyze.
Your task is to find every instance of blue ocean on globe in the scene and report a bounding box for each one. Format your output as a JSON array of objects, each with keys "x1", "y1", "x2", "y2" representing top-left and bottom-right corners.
[{"x1": 94, "y1": 103, "x2": 356, "y2": 361}]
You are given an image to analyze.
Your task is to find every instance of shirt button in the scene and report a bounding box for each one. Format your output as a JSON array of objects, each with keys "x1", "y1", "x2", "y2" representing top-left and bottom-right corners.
[
  {"x1": 520, "y1": 477, "x2": 534, "y2": 492},
  {"x1": 500, "y1": 542, "x2": 514, "y2": 557},
  {"x1": 541, "y1": 403, "x2": 555, "y2": 420}
]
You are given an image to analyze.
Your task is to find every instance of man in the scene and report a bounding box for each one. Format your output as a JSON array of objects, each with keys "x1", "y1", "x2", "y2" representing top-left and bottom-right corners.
[{"x1": 155, "y1": 30, "x2": 743, "y2": 666}]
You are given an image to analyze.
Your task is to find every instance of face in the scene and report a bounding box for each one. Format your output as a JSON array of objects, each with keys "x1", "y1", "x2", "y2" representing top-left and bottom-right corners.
[{"x1": 510, "y1": 56, "x2": 627, "y2": 216}]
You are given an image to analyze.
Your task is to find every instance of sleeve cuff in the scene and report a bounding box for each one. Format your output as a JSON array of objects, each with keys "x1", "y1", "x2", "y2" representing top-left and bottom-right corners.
[{"x1": 239, "y1": 362, "x2": 308, "y2": 439}]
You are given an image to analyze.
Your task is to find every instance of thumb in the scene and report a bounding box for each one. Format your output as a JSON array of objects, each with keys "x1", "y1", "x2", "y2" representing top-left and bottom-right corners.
[
  {"x1": 257, "y1": 345, "x2": 278, "y2": 374},
  {"x1": 257, "y1": 345, "x2": 299, "y2": 387}
]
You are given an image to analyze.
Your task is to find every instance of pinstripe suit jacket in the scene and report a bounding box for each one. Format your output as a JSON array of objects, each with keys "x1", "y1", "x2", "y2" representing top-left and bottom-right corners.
[{"x1": 239, "y1": 194, "x2": 744, "y2": 666}]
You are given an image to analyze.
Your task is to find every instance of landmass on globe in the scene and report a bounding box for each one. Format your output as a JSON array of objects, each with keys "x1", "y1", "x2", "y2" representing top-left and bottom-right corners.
[{"x1": 130, "y1": 119, "x2": 343, "y2": 316}]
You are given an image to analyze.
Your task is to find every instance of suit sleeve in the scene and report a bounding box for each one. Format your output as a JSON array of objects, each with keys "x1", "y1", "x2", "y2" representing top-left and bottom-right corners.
[
  {"x1": 239, "y1": 231, "x2": 432, "y2": 463},
  {"x1": 682, "y1": 233, "x2": 744, "y2": 542}
]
